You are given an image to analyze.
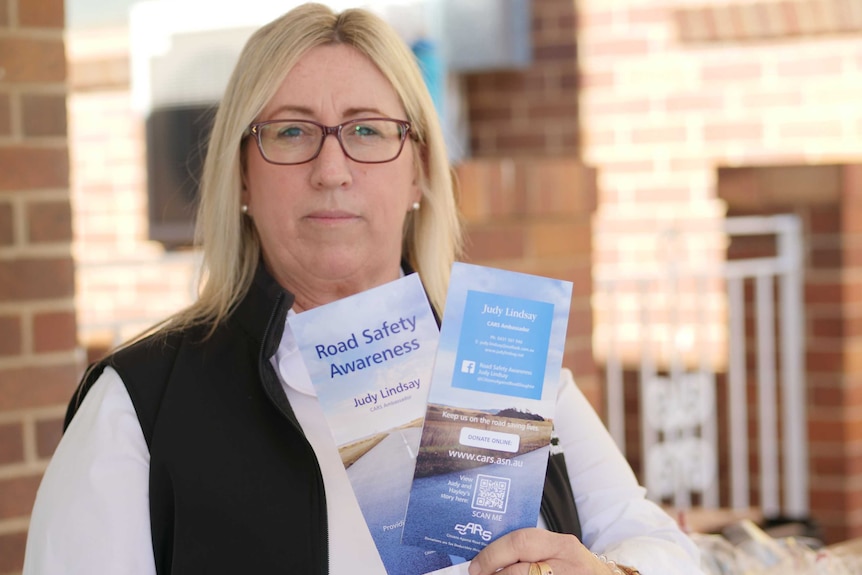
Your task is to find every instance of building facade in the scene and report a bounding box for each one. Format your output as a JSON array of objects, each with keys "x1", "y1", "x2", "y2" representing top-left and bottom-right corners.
[{"x1": 2, "y1": 0, "x2": 862, "y2": 572}]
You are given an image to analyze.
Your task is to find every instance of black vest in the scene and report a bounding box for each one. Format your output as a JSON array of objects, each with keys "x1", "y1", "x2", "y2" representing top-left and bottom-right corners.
[{"x1": 65, "y1": 265, "x2": 580, "y2": 573}]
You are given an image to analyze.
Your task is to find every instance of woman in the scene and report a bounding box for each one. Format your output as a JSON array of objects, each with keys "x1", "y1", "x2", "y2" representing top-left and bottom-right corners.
[{"x1": 24, "y1": 3, "x2": 702, "y2": 575}]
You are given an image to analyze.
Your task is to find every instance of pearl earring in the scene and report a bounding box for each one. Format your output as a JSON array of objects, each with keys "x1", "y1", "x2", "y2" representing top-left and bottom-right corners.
[
  {"x1": 412, "y1": 201, "x2": 420, "y2": 211},
  {"x1": 241, "y1": 204, "x2": 249, "y2": 214}
]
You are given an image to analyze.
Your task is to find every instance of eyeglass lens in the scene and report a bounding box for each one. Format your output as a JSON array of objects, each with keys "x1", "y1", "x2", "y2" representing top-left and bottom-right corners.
[{"x1": 255, "y1": 119, "x2": 408, "y2": 165}]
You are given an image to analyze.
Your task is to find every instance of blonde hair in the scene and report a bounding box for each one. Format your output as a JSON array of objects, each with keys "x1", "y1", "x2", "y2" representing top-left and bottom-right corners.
[{"x1": 166, "y1": 2, "x2": 462, "y2": 334}]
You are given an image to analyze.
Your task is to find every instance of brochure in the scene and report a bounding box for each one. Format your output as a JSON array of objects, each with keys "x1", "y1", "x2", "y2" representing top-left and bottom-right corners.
[
  {"x1": 401, "y1": 262, "x2": 573, "y2": 560},
  {"x1": 288, "y1": 273, "x2": 453, "y2": 575}
]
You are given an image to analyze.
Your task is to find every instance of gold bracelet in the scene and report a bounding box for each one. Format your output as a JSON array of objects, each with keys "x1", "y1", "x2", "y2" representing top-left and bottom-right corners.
[{"x1": 594, "y1": 554, "x2": 641, "y2": 575}]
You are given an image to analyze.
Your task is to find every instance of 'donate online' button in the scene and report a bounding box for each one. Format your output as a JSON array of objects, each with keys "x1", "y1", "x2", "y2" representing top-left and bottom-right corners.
[{"x1": 458, "y1": 427, "x2": 521, "y2": 453}]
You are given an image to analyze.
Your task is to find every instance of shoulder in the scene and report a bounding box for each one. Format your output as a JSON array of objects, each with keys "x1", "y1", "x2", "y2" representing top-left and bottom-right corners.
[{"x1": 64, "y1": 326, "x2": 201, "y2": 443}]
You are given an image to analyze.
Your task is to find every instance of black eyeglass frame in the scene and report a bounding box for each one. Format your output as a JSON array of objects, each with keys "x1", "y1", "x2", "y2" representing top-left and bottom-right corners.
[{"x1": 247, "y1": 117, "x2": 413, "y2": 166}]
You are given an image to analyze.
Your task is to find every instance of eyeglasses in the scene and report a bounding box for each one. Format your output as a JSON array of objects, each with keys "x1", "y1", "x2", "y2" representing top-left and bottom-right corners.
[{"x1": 248, "y1": 117, "x2": 413, "y2": 165}]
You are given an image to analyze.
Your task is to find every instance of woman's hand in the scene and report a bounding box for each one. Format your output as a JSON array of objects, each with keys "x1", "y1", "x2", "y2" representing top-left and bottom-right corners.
[{"x1": 466, "y1": 528, "x2": 616, "y2": 575}]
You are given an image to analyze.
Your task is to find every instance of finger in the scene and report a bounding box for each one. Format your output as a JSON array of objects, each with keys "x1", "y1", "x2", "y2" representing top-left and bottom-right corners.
[
  {"x1": 469, "y1": 560, "x2": 543, "y2": 575},
  {"x1": 468, "y1": 529, "x2": 577, "y2": 575}
]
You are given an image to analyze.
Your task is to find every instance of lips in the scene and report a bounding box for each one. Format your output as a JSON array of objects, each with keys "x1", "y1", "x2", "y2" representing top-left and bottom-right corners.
[{"x1": 303, "y1": 209, "x2": 359, "y2": 223}]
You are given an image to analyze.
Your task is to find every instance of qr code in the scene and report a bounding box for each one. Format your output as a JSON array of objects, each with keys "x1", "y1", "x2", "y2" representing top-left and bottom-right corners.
[{"x1": 472, "y1": 474, "x2": 510, "y2": 514}]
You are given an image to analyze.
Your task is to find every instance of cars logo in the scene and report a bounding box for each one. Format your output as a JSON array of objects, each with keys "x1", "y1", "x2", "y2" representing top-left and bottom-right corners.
[{"x1": 453, "y1": 522, "x2": 493, "y2": 541}]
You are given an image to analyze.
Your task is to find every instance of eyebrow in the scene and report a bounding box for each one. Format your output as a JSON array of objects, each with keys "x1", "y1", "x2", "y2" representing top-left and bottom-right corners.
[{"x1": 266, "y1": 105, "x2": 390, "y2": 119}]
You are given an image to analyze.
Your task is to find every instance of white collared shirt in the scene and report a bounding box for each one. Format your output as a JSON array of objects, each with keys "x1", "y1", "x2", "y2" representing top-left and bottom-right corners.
[{"x1": 24, "y1": 315, "x2": 702, "y2": 575}]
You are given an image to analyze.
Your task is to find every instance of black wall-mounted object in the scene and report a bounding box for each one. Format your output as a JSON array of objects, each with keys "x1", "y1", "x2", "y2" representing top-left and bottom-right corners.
[{"x1": 145, "y1": 104, "x2": 216, "y2": 248}]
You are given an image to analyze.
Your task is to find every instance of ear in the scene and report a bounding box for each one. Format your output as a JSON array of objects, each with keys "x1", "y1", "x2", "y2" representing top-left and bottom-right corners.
[
  {"x1": 410, "y1": 142, "x2": 426, "y2": 208},
  {"x1": 411, "y1": 180, "x2": 423, "y2": 208},
  {"x1": 240, "y1": 144, "x2": 251, "y2": 206}
]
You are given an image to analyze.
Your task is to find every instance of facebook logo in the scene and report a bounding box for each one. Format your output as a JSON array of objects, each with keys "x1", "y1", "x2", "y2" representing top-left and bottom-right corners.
[{"x1": 461, "y1": 360, "x2": 476, "y2": 374}]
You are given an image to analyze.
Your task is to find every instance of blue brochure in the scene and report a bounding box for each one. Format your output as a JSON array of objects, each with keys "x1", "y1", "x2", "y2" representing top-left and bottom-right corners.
[
  {"x1": 401, "y1": 263, "x2": 573, "y2": 560},
  {"x1": 288, "y1": 274, "x2": 453, "y2": 575}
]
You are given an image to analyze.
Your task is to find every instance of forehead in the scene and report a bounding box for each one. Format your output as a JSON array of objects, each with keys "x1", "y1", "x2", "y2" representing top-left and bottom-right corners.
[{"x1": 262, "y1": 43, "x2": 406, "y2": 119}]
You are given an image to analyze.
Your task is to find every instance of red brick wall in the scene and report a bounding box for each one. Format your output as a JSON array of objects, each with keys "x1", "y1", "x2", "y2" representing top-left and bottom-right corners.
[
  {"x1": 0, "y1": 0, "x2": 79, "y2": 572},
  {"x1": 576, "y1": 0, "x2": 862, "y2": 543},
  {"x1": 718, "y1": 164, "x2": 862, "y2": 543},
  {"x1": 465, "y1": 0, "x2": 579, "y2": 157},
  {"x1": 67, "y1": 27, "x2": 200, "y2": 358},
  {"x1": 456, "y1": 159, "x2": 599, "y2": 407}
]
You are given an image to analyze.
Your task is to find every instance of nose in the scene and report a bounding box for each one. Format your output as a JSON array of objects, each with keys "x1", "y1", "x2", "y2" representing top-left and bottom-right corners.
[{"x1": 310, "y1": 133, "x2": 352, "y2": 189}]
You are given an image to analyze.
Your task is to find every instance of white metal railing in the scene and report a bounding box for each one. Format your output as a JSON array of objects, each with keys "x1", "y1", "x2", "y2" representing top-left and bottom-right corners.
[{"x1": 595, "y1": 214, "x2": 808, "y2": 519}]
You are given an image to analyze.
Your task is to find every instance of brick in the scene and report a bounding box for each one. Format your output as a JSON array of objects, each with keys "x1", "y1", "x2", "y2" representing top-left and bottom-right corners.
[
  {"x1": 811, "y1": 316, "x2": 844, "y2": 339},
  {"x1": 577, "y1": 7, "x2": 613, "y2": 29},
  {"x1": 526, "y1": 101, "x2": 579, "y2": 120},
  {"x1": 494, "y1": 131, "x2": 547, "y2": 155},
  {"x1": 0, "y1": 257, "x2": 74, "y2": 300},
  {"x1": 0, "y1": 37, "x2": 66, "y2": 83},
  {"x1": 809, "y1": 417, "x2": 847, "y2": 443},
  {"x1": 844, "y1": 278, "x2": 862, "y2": 305},
  {"x1": 780, "y1": 121, "x2": 844, "y2": 139},
  {"x1": 0, "y1": 201, "x2": 11, "y2": 245},
  {"x1": 525, "y1": 160, "x2": 596, "y2": 217},
  {"x1": 703, "y1": 122, "x2": 763, "y2": 142},
  {"x1": 454, "y1": 162, "x2": 489, "y2": 222},
  {"x1": 468, "y1": 106, "x2": 513, "y2": 122},
  {"x1": 0, "y1": 91, "x2": 10, "y2": 135},
  {"x1": 36, "y1": 416, "x2": 64, "y2": 459},
  {"x1": 811, "y1": 383, "x2": 845, "y2": 408},
  {"x1": 19, "y1": 0, "x2": 64, "y2": 28},
  {"x1": 674, "y1": 7, "x2": 709, "y2": 43},
  {"x1": 0, "y1": 314, "x2": 21, "y2": 356},
  {"x1": 700, "y1": 62, "x2": 762, "y2": 82},
  {"x1": 534, "y1": 41, "x2": 578, "y2": 61},
  {"x1": 27, "y1": 199, "x2": 72, "y2": 243},
  {"x1": 586, "y1": 97, "x2": 651, "y2": 116},
  {"x1": 69, "y1": 55, "x2": 131, "y2": 92},
  {"x1": 601, "y1": 159, "x2": 655, "y2": 174},
  {"x1": 22, "y1": 93, "x2": 67, "y2": 137},
  {"x1": 0, "y1": 363, "x2": 80, "y2": 410},
  {"x1": 33, "y1": 310, "x2": 77, "y2": 353},
  {"x1": 809, "y1": 207, "x2": 842, "y2": 234},
  {"x1": 0, "y1": 422, "x2": 24, "y2": 465},
  {"x1": 487, "y1": 71, "x2": 533, "y2": 92},
  {"x1": 627, "y1": 5, "x2": 669, "y2": 25},
  {"x1": 0, "y1": 531, "x2": 26, "y2": 573},
  {"x1": 486, "y1": 163, "x2": 528, "y2": 218},
  {"x1": 578, "y1": 70, "x2": 614, "y2": 89},
  {"x1": 463, "y1": 224, "x2": 526, "y2": 261},
  {"x1": 0, "y1": 146, "x2": 69, "y2": 191},
  {"x1": 455, "y1": 159, "x2": 527, "y2": 221},
  {"x1": 583, "y1": 38, "x2": 649, "y2": 59},
  {"x1": 806, "y1": 349, "x2": 844, "y2": 374},
  {"x1": 0, "y1": 475, "x2": 40, "y2": 519},
  {"x1": 809, "y1": 486, "x2": 847, "y2": 510},
  {"x1": 844, "y1": 165, "x2": 862, "y2": 207},
  {"x1": 530, "y1": 220, "x2": 590, "y2": 258},
  {"x1": 632, "y1": 185, "x2": 691, "y2": 204},
  {"x1": 841, "y1": 208, "x2": 862, "y2": 234},
  {"x1": 585, "y1": 129, "x2": 615, "y2": 147},
  {"x1": 741, "y1": 90, "x2": 803, "y2": 109},
  {"x1": 562, "y1": 343, "x2": 596, "y2": 379},
  {"x1": 630, "y1": 125, "x2": 687, "y2": 145},
  {"x1": 806, "y1": 282, "x2": 843, "y2": 305},
  {"x1": 841, "y1": 243, "x2": 862, "y2": 268}
]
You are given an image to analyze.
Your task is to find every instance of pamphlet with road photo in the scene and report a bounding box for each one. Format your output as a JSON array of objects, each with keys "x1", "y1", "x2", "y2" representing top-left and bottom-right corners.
[
  {"x1": 288, "y1": 273, "x2": 453, "y2": 575},
  {"x1": 401, "y1": 262, "x2": 573, "y2": 560}
]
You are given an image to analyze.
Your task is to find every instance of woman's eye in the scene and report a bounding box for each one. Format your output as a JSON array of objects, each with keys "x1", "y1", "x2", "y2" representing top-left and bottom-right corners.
[
  {"x1": 276, "y1": 125, "x2": 306, "y2": 138},
  {"x1": 351, "y1": 124, "x2": 380, "y2": 137}
]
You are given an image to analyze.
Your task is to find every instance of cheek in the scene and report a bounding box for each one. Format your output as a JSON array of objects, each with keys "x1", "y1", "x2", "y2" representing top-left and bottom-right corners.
[{"x1": 245, "y1": 158, "x2": 295, "y2": 207}]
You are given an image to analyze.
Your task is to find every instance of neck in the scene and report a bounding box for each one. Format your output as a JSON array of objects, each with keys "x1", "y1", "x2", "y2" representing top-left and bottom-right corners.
[{"x1": 279, "y1": 264, "x2": 403, "y2": 314}]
